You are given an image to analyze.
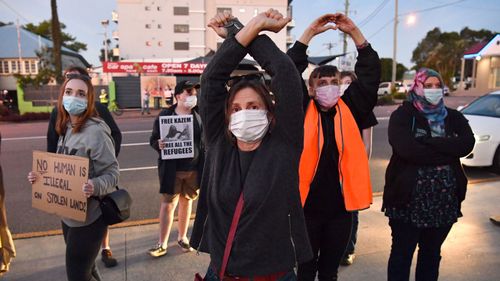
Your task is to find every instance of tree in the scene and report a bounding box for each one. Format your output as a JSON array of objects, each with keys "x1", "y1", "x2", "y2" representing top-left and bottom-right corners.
[
  {"x1": 24, "y1": 20, "x2": 87, "y2": 53},
  {"x1": 411, "y1": 27, "x2": 497, "y2": 87},
  {"x1": 379, "y1": 58, "x2": 407, "y2": 82},
  {"x1": 50, "y1": 0, "x2": 63, "y2": 83},
  {"x1": 99, "y1": 40, "x2": 120, "y2": 62}
]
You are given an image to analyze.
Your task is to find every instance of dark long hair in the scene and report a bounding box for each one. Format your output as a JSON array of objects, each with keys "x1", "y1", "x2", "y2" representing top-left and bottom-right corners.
[{"x1": 224, "y1": 80, "x2": 275, "y2": 141}]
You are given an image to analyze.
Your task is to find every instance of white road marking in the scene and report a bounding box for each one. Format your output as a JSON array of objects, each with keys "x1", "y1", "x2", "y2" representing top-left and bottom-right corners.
[
  {"x1": 120, "y1": 166, "x2": 157, "y2": 172},
  {"x1": 121, "y1": 142, "x2": 149, "y2": 147},
  {"x1": 376, "y1": 117, "x2": 390, "y2": 121}
]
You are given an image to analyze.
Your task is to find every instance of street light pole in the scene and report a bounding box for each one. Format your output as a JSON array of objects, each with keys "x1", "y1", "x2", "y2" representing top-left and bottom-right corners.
[
  {"x1": 101, "y1": 20, "x2": 110, "y2": 63},
  {"x1": 391, "y1": 0, "x2": 398, "y2": 86}
]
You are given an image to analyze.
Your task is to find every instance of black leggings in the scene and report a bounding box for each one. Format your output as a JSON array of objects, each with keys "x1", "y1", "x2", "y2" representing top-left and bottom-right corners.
[
  {"x1": 297, "y1": 212, "x2": 353, "y2": 281},
  {"x1": 62, "y1": 217, "x2": 107, "y2": 281}
]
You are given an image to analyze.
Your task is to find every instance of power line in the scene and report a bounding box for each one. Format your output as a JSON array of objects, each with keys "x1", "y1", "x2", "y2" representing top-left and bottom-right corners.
[
  {"x1": 399, "y1": 0, "x2": 469, "y2": 16},
  {"x1": 358, "y1": 0, "x2": 390, "y2": 28},
  {"x1": 367, "y1": 0, "x2": 470, "y2": 40},
  {"x1": 0, "y1": 0, "x2": 30, "y2": 23}
]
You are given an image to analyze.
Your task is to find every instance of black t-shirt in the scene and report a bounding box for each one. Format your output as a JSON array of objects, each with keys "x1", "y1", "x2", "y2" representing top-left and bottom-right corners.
[
  {"x1": 304, "y1": 109, "x2": 347, "y2": 218},
  {"x1": 360, "y1": 112, "x2": 378, "y2": 130},
  {"x1": 238, "y1": 149, "x2": 256, "y2": 186}
]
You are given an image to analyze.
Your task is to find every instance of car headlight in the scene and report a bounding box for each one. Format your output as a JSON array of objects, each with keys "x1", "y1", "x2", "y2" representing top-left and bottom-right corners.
[{"x1": 474, "y1": 134, "x2": 491, "y2": 142}]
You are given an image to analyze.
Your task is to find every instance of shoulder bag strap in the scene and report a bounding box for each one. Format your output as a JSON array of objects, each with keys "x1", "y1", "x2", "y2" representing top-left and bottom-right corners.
[{"x1": 219, "y1": 192, "x2": 244, "y2": 280}]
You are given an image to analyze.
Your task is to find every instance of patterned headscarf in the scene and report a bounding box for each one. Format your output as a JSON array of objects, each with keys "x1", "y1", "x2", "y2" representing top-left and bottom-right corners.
[{"x1": 408, "y1": 68, "x2": 448, "y2": 137}]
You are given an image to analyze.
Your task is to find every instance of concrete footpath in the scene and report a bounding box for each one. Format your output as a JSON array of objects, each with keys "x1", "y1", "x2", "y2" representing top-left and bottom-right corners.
[{"x1": 3, "y1": 181, "x2": 500, "y2": 281}]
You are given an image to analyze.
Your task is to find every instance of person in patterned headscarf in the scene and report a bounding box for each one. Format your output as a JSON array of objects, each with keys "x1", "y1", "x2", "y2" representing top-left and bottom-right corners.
[{"x1": 382, "y1": 68, "x2": 475, "y2": 281}]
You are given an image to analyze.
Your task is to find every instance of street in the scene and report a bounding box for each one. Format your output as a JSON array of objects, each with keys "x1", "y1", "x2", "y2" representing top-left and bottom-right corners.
[{"x1": 2, "y1": 97, "x2": 499, "y2": 235}]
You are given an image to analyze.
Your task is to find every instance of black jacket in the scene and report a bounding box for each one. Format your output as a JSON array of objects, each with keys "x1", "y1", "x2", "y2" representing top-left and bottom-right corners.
[
  {"x1": 383, "y1": 101, "x2": 475, "y2": 211},
  {"x1": 149, "y1": 105, "x2": 204, "y2": 194},
  {"x1": 47, "y1": 102, "x2": 122, "y2": 156},
  {"x1": 190, "y1": 36, "x2": 312, "y2": 276}
]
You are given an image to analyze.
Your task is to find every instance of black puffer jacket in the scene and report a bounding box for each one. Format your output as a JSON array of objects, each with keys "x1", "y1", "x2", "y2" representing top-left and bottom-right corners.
[{"x1": 383, "y1": 101, "x2": 475, "y2": 212}]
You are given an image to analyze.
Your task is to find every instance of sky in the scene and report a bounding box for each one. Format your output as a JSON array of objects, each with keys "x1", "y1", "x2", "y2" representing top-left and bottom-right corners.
[{"x1": 1, "y1": 0, "x2": 500, "y2": 69}]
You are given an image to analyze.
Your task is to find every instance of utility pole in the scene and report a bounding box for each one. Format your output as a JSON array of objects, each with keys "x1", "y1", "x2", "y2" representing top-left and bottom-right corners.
[
  {"x1": 391, "y1": 0, "x2": 398, "y2": 85},
  {"x1": 343, "y1": 0, "x2": 349, "y2": 54},
  {"x1": 324, "y1": 42, "x2": 336, "y2": 56}
]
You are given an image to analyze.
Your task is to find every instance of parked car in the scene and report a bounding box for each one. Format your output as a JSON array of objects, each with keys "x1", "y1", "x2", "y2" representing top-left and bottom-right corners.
[
  {"x1": 377, "y1": 82, "x2": 391, "y2": 96},
  {"x1": 377, "y1": 82, "x2": 406, "y2": 96},
  {"x1": 459, "y1": 90, "x2": 500, "y2": 172},
  {"x1": 444, "y1": 85, "x2": 450, "y2": 96}
]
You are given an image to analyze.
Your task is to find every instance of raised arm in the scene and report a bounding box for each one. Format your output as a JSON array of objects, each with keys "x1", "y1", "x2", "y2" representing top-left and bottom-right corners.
[
  {"x1": 199, "y1": 13, "x2": 248, "y2": 145},
  {"x1": 241, "y1": 9, "x2": 304, "y2": 146},
  {"x1": 331, "y1": 13, "x2": 380, "y2": 126}
]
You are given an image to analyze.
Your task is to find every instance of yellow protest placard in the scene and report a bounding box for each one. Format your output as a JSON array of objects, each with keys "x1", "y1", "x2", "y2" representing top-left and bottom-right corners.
[{"x1": 32, "y1": 151, "x2": 89, "y2": 222}]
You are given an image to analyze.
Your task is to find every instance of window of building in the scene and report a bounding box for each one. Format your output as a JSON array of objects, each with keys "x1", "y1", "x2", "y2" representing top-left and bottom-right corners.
[
  {"x1": 11, "y1": 60, "x2": 19, "y2": 73},
  {"x1": 173, "y1": 7, "x2": 189, "y2": 15},
  {"x1": 31, "y1": 60, "x2": 37, "y2": 74},
  {"x1": 145, "y1": 6, "x2": 151, "y2": 11},
  {"x1": 2, "y1": 61, "x2": 9, "y2": 73},
  {"x1": 24, "y1": 61, "x2": 30, "y2": 74},
  {"x1": 174, "y1": 24, "x2": 189, "y2": 33},
  {"x1": 217, "y1": 7, "x2": 232, "y2": 14},
  {"x1": 495, "y1": 67, "x2": 500, "y2": 88},
  {"x1": 146, "y1": 41, "x2": 152, "y2": 46},
  {"x1": 174, "y1": 42, "x2": 189, "y2": 50},
  {"x1": 158, "y1": 24, "x2": 162, "y2": 29},
  {"x1": 0, "y1": 61, "x2": 4, "y2": 74},
  {"x1": 145, "y1": 24, "x2": 151, "y2": 29},
  {"x1": 157, "y1": 6, "x2": 162, "y2": 11},
  {"x1": 158, "y1": 41, "x2": 163, "y2": 47}
]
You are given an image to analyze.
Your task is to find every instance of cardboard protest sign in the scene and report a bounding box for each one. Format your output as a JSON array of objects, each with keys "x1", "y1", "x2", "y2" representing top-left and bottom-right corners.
[
  {"x1": 32, "y1": 151, "x2": 89, "y2": 222},
  {"x1": 159, "y1": 115, "x2": 195, "y2": 160}
]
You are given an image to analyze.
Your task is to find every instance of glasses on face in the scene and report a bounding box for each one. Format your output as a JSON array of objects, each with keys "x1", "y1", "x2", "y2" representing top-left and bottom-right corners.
[
  {"x1": 226, "y1": 73, "x2": 265, "y2": 88},
  {"x1": 65, "y1": 73, "x2": 91, "y2": 82}
]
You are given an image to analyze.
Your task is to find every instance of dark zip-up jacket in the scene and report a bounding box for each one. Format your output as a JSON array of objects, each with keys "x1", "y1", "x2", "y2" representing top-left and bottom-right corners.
[
  {"x1": 287, "y1": 41, "x2": 380, "y2": 216},
  {"x1": 149, "y1": 105, "x2": 204, "y2": 194},
  {"x1": 190, "y1": 35, "x2": 312, "y2": 276},
  {"x1": 382, "y1": 101, "x2": 475, "y2": 211}
]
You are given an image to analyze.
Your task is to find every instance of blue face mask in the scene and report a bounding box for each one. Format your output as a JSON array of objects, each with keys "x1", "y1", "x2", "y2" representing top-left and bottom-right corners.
[
  {"x1": 423, "y1": 88, "x2": 443, "y2": 105},
  {"x1": 63, "y1": 96, "x2": 88, "y2": 115}
]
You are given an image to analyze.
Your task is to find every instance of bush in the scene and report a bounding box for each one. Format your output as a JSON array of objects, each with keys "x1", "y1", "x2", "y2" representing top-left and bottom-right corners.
[
  {"x1": 392, "y1": 92, "x2": 407, "y2": 100},
  {"x1": 377, "y1": 95, "x2": 395, "y2": 106},
  {"x1": 0, "y1": 112, "x2": 50, "y2": 122}
]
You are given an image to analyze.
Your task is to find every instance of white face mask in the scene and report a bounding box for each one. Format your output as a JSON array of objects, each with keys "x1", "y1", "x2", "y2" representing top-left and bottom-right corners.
[
  {"x1": 229, "y1": 109, "x2": 269, "y2": 143},
  {"x1": 339, "y1": 84, "x2": 349, "y2": 97},
  {"x1": 183, "y1": 95, "x2": 197, "y2": 109},
  {"x1": 315, "y1": 85, "x2": 341, "y2": 109},
  {"x1": 423, "y1": 88, "x2": 443, "y2": 105}
]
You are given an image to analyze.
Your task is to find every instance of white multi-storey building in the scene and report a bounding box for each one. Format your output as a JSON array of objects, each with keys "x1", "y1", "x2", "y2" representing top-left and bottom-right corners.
[{"x1": 116, "y1": 0, "x2": 294, "y2": 61}]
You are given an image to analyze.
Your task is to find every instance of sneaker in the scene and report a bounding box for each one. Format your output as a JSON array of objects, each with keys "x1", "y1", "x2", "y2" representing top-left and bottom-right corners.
[
  {"x1": 101, "y1": 249, "x2": 118, "y2": 268},
  {"x1": 340, "y1": 253, "x2": 355, "y2": 266},
  {"x1": 178, "y1": 239, "x2": 194, "y2": 252},
  {"x1": 148, "y1": 244, "x2": 167, "y2": 257}
]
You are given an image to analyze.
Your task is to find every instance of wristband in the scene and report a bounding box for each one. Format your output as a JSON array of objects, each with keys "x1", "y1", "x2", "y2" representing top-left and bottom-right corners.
[
  {"x1": 224, "y1": 18, "x2": 244, "y2": 38},
  {"x1": 356, "y1": 40, "x2": 369, "y2": 49}
]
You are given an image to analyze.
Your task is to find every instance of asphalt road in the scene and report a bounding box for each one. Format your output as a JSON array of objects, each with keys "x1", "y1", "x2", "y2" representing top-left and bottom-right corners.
[{"x1": 2, "y1": 97, "x2": 499, "y2": 235}]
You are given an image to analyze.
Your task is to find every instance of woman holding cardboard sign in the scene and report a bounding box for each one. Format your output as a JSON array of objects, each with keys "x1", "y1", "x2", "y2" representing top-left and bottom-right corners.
[{"x1": 27, "y1": 72, "x2": 119, "y2": 281}]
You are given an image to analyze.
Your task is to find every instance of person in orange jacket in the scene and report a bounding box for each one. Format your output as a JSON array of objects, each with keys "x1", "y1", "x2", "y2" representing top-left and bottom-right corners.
[{"x1": 287, "y1": 13, "x2": 381, "y2": 281}]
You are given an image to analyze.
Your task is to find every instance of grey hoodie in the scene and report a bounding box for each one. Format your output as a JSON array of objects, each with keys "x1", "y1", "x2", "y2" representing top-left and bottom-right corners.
[{"x1": 57, "y1": 117, "x2": 120, "y2": 227}]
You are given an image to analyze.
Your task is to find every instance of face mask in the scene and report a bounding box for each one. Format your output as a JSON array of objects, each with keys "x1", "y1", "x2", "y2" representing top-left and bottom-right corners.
[
  {"x1": 339, "y1": 84, "x2": 349, "y2": 97},
  {"x1": 229, "y1": 109, "x2": 269, "y2": 143},
  {"x1": 183, "y1": 95, "x2": 197, "y2": 109},
  {"x1": 423, "y1": 88, "x2": 443, "y2": 105},
  {"x1": 63, "y1": 96, "x2": 88, "y2": 115},
  {"x1": 315, "y1": 85, "x2": 341, "y2": 108}
]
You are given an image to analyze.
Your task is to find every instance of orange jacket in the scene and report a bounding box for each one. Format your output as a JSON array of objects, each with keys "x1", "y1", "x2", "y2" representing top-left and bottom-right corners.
[{"x1": 299, "y1": 100, "x2": 372, "y2": 211}]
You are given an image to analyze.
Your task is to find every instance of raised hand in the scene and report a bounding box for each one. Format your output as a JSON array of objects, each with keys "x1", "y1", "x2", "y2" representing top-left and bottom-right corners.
[
  {"x1": 207, "y1": 10, "x2": 234, "y2": 39},
  {"x1": 299, "y1": 14, "x2": 336, "y2": 45},
  {"x1": 256, "y1": 8, "x2": 291, "y2": 33},
  {"x1": 330, "y1": 13, "x2": 358, "y2": 35}
]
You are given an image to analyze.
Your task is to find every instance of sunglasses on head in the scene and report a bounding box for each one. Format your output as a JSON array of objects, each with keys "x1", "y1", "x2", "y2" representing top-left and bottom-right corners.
[
  {"x1": 65, "y1": 73, "x2": 91, "y2": 82},
  {"x1": 226, "y1": 73, "x2": 265, "y2": 88}
]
